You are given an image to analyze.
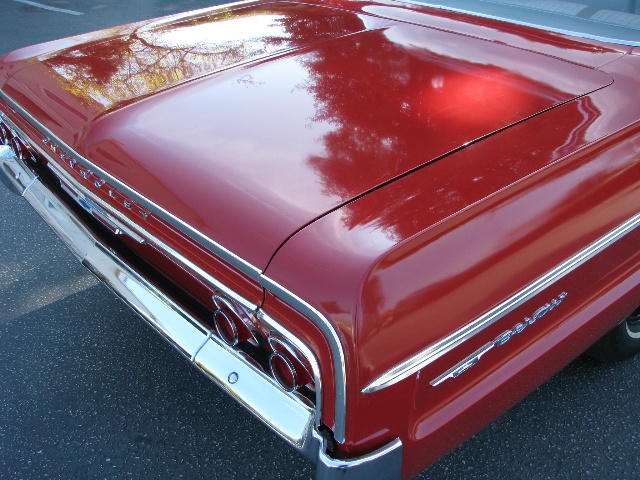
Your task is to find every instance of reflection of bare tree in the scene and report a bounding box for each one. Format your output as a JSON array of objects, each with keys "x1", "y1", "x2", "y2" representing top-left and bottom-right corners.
[
  {"x1": 45, "y1": 12, "x2": 288, "y2": 108},
  {"x1": 296, "y1": 25, "x2": 572, "y2": 241},
  {"x1": 304, "y1": 34, "x2": 418, "y2": 197},
  {"x1": 299, "y1": 30, "x2": 449, "y2": 242},
  {"x1": 44, "y1": 4, "x2": 364, "y2": 109}
]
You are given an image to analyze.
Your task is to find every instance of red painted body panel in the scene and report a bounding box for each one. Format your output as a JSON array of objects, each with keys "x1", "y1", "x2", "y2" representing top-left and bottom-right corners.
[
  {"x1": 265, "y1": 99, "x2": 640, "y2": 463},
  {"x1": 326, "y1": 0, "x2": 633, "y2": 66},
  {"x1": 0, "y1": 1, "x2": 613, "y2": 268},
  {"x1": 2, "y1": 1, "x2": 640, "y2": 478}
]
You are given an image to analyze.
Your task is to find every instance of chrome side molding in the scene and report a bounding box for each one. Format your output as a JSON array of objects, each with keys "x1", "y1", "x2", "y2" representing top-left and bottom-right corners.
[
  {"x1": 363, "y1": 213, "x2": 640, "y2": 394},
  {"x1": 430, "y1": 292, "x2": 569, "y2": 387}
]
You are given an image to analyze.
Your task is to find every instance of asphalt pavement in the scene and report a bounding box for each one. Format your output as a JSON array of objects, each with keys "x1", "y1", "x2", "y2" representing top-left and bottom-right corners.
[{"x1": 1, "y1": 1, "x2": 639, "y2": 479}]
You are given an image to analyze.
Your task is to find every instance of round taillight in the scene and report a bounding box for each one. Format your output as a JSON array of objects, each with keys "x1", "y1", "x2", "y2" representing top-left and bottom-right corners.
[
  {"x1": 268, "y1": 337, "x2": 313, "y2": 389},
  {"x1": 9, "y1": 136, "x2": 31, "y2": 160},
  {"x1": 0, "y1": 122, "x2": 13, "y2": 145},
  {"x1": 269, "y1": 351, "x2": 298, "y2": 392},
  {"x1": 213, "y1": 309, "x2": 239, "y2": 346},
  {"x1": 212, "y1": 294, "x2": 254, "y2": 346}
]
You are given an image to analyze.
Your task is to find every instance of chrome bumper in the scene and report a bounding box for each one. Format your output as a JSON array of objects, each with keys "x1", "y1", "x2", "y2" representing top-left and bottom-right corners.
[{"x1": 0, "y1": 144, "x2": 403, "y2": 479}]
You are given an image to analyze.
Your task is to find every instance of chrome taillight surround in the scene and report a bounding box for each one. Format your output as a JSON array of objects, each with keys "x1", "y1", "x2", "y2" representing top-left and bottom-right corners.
[
  {"x1": 212, "y1": 293, "x2": 256, "y2": 346},
  {"x1": 210, "y1": 292, "x2": 316, "y2": 394},
  {"x1": 1, "y1": 116, "x2": 33, "y2": 161},
  {"x1": 270, "y1": 352, "x2": 298, "y2": 392}
]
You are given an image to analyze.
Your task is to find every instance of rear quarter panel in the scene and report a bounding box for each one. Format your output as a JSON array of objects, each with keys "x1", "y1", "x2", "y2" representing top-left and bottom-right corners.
[{"x1": 265, "y1": 52, "x2": 640, "y2": 477}]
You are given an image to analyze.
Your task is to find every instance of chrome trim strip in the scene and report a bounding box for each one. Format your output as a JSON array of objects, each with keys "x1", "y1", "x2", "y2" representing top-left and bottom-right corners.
[
  {"x1": 53, "y1": 166, "x2": 147, "y2": 244},
  {"x1": 315, "y1": 433, "x2": 403, "y2": 480},
  {"x1": 429, "y1": 341, "x2": 494, "y2": 387},
  {"x1": 258, "y1": 310, "x2": 324, "y2": 430},
  {"x1": 0, "y1": 147, "x2": 317, "y2": 452},
  {"x1": 430, "y1": 291, "x2": 568, "y2": 386},
  {"x1": 363, "y1": 212, "x2": 640, "y2": 393},
  {"x1": 259, "y1": 275, "x2": 347, "y2": 443},
  {"x1": 0, "y1": 91, "x2": 262, "y2": 281},
  {"x1": 1, "y1": 93, "x2": 348, "y2": 443},
  {"x1": 398, "y1": 1, "x2": 640, "y2": 47}
]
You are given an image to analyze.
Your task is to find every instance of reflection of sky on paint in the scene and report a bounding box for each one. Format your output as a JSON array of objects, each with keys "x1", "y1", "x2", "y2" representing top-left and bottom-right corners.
[
  {"x1": 48, "y1": 13, "x2": 293, "y2": 108},
  {"x1": 384, "y1": 25, "x2": 589, "y2": 94},
  {"x1": 138, "y1": 14, "x2": 291, "y2": 54},
  {"x1": 125, "y1": 55, "x2": 335, "y2": 220},
  {"x1": 43, "y1": 3, "x2": 367, "y2": 110},
  {"x1": 365, "y1": 4, "x2": 639, "y2": 49}
]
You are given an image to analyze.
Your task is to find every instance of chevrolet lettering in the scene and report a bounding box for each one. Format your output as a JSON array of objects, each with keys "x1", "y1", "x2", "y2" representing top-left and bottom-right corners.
[{"x1": 431, "y1": 293, "x2": 569, "y2": 386}]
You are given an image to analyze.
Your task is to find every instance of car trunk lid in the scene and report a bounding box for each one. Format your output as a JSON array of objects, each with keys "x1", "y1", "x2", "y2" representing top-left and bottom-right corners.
[{"x1": 1, "y1": 2, "x2": 613, "y2": 270}]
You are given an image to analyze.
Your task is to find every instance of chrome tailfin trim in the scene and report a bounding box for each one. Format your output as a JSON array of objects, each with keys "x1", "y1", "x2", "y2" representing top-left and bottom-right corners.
[
  {"x1": 259, "y1": 274, "x2": 347, "y2": 444},
  {"x1": 363, "y1": 212, "x2": 640, "y2": 393}
]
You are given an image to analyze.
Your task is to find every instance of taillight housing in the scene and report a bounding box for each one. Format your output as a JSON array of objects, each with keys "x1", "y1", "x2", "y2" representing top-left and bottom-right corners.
[
  {"x1": 269, "y1": 336, "x2": 313, "y2": 390},
  {"x1": 0, "y1": 121, "x2": 13, "y2": 145},
  {"x1": 212, "y1": 294, "x2": 255, "y2": 346},
  {"x1": 269, "y1": 352, "x2": 298, "y2": 392},
  {"x1": 210, "y1": 292, "x2": 315, "y2": 396},
  {"x1": 9, "y1": 136, "x2": 32, "y2": 161}
]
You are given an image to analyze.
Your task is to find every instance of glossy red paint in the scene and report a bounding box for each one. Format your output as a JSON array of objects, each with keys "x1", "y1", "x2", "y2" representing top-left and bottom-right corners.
[
  {"x1": 0, "y1": 1, "x2": 613, "y2": 269},
  {"x1": 2, "y1": 1, "x2": 640, "y2": 478},
  {"x1": 265, "y1": 98, "x2": 640, "y2": 462},
  {"x1": 324, "y1": 0, "x2": 632, "y2": 66}
]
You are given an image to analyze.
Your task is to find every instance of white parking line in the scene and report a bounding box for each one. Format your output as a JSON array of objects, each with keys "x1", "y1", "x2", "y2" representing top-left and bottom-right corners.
[{"x1": 12, "y1": 0, "x2": 83, "y2": 15}]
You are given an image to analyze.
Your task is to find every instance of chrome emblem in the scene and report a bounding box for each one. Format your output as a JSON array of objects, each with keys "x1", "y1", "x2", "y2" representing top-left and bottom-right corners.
[
  {"x1": 40, "y1": 135, "x2": 151, "y2": 222},
  {"x1": 431, "y1": 292, "x2": 568, "y2": 386}
]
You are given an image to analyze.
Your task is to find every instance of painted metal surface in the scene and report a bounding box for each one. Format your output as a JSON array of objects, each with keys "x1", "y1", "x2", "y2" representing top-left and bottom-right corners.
[
  {"x1": 1, "y1": 1, "x2": 640, "y2": 478},
  {"x1": 264, "y1": 47, "x2": 640, "y2": 470},
  {"x1": 0, "y1": 1, "x2": 613, "y2": 270},
  {"x1": 0, "y1": 136, "x2": 407, "y2": 478},
  {"x1": 0, "y1": 145, "x2": 317, "y2": 451}
]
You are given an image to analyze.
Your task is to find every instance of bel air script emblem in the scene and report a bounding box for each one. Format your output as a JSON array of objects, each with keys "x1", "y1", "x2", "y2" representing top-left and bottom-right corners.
[{"x1": 431, "y1": 292, "x2": 568, "y2": 387}]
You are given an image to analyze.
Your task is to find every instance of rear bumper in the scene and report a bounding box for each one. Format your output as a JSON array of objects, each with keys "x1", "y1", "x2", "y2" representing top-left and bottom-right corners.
[{"x1": 0, "y1": 142, "x2": 403, "y2": 479}]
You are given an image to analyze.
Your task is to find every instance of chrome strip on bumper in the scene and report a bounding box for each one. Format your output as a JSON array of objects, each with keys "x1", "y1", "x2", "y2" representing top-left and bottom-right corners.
[
  {"x1": 0, "y1": 93, "x2": 349, "y2": 443},
  {"x1": 0, "y1": 144, "x2": 403, "y2": 479},
  {"x1": 0, "y1": 144, "x2": 314, "y2": 449}
]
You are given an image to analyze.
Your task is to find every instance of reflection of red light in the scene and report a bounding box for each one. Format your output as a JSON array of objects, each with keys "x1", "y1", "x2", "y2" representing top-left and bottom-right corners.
[{"x1": 420, "y1": 68, "x2": 532, "y2": 128}]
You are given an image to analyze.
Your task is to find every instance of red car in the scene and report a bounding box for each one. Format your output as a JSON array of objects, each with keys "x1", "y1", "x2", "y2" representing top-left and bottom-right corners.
[{"x1": 1, "y1": 0, "x2": 639, "y2": 478}]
